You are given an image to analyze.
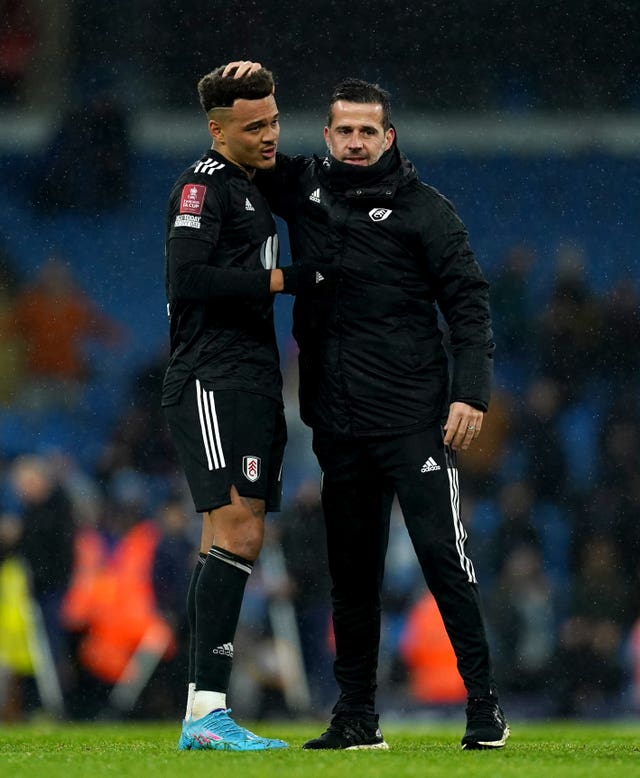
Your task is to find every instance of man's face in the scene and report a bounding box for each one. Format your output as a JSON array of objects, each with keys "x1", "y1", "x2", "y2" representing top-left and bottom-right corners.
[
  {"x1": 209, "y1": 94, "x2": 279, "y2": 173},
  {"x1": 324, "y1": 100, "x2": 395, "y2": 166}
]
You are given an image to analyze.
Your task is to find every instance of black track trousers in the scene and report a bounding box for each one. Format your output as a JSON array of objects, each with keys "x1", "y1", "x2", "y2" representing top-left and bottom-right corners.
[{"x1": 312, "y1": 424, "x2": 495, "y2": 718}]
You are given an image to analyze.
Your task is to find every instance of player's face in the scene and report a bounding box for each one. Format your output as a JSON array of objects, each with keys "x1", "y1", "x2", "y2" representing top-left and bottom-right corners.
[
  {"x1": 324, "y1": 100, "x2": 395, "y2": 166},
  {"x1": 210, "y1": 94, "x2": 279, "y2": 173}
]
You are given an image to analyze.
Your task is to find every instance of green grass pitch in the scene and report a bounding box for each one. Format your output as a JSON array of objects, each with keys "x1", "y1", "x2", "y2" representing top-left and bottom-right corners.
[{"x1": 1, "y1": 720, "x2": 640, "y2": 778}]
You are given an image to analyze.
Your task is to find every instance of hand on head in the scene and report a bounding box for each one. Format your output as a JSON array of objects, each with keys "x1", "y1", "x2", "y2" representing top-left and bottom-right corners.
[{"x1": 222, "y1": 60, "x2": 262, "y2": 78}]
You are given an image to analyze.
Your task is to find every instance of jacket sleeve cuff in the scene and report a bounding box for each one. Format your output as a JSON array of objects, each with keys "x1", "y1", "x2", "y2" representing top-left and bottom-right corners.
[{"x1": 450, "y1": 348, "x2": 494, "y2": 411}]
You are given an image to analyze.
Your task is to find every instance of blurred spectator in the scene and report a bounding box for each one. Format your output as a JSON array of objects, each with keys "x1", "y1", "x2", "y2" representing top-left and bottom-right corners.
[
  {"x1": 380, "y1": 500, "x2": 424, "y2": 697},
  {"x1": 519, "y1": 378, "x2": 568, "y2": 501},
  {"x1": 278, "y1": 480, "x2": 334, "y2": 711},
  {"x1": 488, "y1": 545, "x2": 555, "y2": 700},
  {"x1": 488, "y1": 479, "x2": 570, "y2": 592},
  {"x1": 47, "y1": 448, "x2": 103, "y2": 530},
  {"x1": 580, "y1": 403, "x2": 640, "y2": 582},
  {"x1": 97, "y1": 354, "x2": 177, "y2": 483},
  {"x1": 399, "y1": 590, "x2": 467, "y2": 707},
  {"x1": 152, "y1": 497, "x2": 196, "y2": 630},
  {"x1": 0, "y1": 234, "x2": 23, "y2": 404},
  {"x1": 551, "y1": 536, "x2": 629, "y2": 716},
  {"x1": 601, "y1": 278, "x2": 640, "y2": 383},
  {"x1": 3, "y1": 454, "x2": 75, "y2": 714},
  {"x1": 490, "y1": 244, "x2": 536, "y2": 364},
  {"x1": 487, "y1": 481, "x2": 542, "y2": 579},
  {"x1": 34, "y1": 90, "x2": 131, "y2": 213},
  {"x1": 0, "y1": 514, "x2": 33, "y2": 720},
  {"x1": 97, "y1": 405, "x2": 176, "y2": 482},
  {"x1": 458, "y1": 387, "x2": 513, "y2": 496},
  {"x1": 536, "y1": 244, "x2": 603, "y2": 402},
  {"x1": 62, "y1": 468, "x2": 174, "y2": 718},
  {"x1": 627, "y1": 614, "x2": 640, "y2": 710},
  {"x1": 0, "y1": 0, "x2": 38, "y2": 104},
  {"x1": 147, "y1": 496, "x2": 196, "y2": 717},
  {"x1": 10, "y1": 256, "x2": 123, "y2": 411},
  {"x1": 9, "y1": 453, "x2": 74, "y2": 601}
]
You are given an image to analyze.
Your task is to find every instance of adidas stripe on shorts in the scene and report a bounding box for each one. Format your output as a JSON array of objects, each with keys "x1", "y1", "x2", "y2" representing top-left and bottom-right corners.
[{"x1": 165, "y1": 378, "x2": 286, "y2": 513}]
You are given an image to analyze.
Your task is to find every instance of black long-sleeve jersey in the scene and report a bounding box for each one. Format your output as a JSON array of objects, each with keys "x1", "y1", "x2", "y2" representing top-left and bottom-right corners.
[{"x1": 162, "y1": 149, "x2": 283, "y2": 407}]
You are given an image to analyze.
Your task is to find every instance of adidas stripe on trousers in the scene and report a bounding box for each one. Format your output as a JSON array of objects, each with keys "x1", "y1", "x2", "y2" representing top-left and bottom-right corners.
[{"x1": 312, "y1": 423, "x2": 495, "y2": 717}]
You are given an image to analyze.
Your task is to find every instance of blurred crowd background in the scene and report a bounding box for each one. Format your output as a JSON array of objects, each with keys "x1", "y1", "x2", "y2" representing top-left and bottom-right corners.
[{"x1": 0, "y1": 0, "x2": 639, "y2": 724}]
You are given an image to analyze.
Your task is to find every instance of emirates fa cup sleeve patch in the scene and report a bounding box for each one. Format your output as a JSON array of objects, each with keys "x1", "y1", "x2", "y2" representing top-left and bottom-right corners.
[
  {"x1": 180, "y1": 184, "x2": 207, "y2": 215},
  {"x1": 174, "y1": 214, "x2": 201, "y2": 229},
  {"x1": 242, "y1": 456, "x2": 261, "y2": 482}
]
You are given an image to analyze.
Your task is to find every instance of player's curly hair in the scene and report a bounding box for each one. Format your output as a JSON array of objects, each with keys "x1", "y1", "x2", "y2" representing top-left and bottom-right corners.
[
  {"x1": 327, "y1": 78, "x2": 392, "y2": 130},
  {"x1": 197, "y1": 66, "x2": 275, "y2": 113}
]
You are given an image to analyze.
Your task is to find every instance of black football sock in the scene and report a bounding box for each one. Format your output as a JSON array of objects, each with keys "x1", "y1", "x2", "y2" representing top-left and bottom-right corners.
[
  {"x1": 194, "y1": 545, "x2": 253, "y2": 692},
  {"x1": 187, "y1": 553, "x2": 207, "y2": 685}
]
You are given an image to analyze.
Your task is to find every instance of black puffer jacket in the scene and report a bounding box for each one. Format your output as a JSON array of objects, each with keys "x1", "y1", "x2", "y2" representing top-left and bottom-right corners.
[{"x1": 257, "y1": 141, "x2": 494, "y2": 437}]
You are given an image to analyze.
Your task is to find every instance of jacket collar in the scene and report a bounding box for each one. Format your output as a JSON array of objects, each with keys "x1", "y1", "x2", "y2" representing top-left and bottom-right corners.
[{"x1": 316, "y1": 132, "x2": 417, "y2": 200}]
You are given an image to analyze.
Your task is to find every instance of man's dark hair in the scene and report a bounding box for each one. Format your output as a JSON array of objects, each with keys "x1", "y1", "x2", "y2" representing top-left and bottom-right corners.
[
  {"x1": 197, "y1": 66, "x2": 275, "y2": 113},
  {"x1": 327, "y1": 78, "x2": 392, "y2": 130}
]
